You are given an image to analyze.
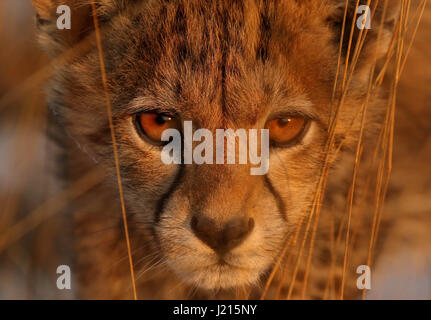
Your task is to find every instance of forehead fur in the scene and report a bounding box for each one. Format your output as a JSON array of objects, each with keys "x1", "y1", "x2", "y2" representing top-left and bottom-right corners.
[{"x1": 90, "y1": 0, "x2": 337, "y2": 128}]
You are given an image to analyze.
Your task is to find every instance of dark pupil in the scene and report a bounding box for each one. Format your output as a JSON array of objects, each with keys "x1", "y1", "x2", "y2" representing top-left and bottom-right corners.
[
  {"x1": 155, "y1": 114, "x2": 170, "y2": 125},
  {"x1": 278, "y1": 118, "x2": 291, "y2": 127}
]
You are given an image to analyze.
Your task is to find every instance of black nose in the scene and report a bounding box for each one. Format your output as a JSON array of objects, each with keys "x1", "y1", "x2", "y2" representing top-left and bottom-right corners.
[{"x1": 190, "y1": 215, "x2": 255, "y2": 255}]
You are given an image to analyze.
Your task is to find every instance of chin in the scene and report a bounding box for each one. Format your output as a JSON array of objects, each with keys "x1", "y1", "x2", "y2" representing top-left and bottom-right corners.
[
  {"x1": 165, "y1": 250, "x2": 270, "y2": 291},
  {"x1": 179, "y1": 263, "x2": 262, "y2": 290}
]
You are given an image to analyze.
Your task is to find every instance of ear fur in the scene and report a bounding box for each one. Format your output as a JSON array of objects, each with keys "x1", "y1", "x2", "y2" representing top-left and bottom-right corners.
[
  {"x1": 32, "y1": 0, "x2": 91, "y2": 54},
  {"x1": 32, "y1": 0, "x2": 134, "y2": 55},
  {"x1": 327, "y1": 0, "x2": 400, "y2": 73}
]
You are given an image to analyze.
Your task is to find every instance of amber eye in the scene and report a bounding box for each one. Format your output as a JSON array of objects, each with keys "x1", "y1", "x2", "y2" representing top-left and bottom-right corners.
[
  {"x1": 136, "y1": 112, "x2": 180, "y2": 145},
  {"x1": 266, "y1": 116, "x2": 308, "y2": 146}
]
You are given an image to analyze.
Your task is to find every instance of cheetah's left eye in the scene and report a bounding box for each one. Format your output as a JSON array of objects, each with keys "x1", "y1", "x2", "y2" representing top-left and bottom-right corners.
[
  {"x1": 265, "y1": 116, "x2": 309, "y2": 147},
  {"x1": 135, "y1": 112, "x2": 181, "y2": 145}
]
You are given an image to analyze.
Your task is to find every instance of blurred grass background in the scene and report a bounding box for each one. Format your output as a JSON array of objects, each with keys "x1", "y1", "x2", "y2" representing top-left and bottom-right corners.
[{"x1": 0, "y1": 1, "x2": 73, "y2": 299}]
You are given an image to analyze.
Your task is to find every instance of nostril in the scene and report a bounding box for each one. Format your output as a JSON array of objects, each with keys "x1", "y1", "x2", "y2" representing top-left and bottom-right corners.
[
  {"x1": 248, "y1": 217, "x2": 255, "y2": 233},
  {"x1": 226, "y1": 217, "x2": 253, "y2": 239},
  {"x1": 191, "y1": 215, "x2": 214, "y2": 235},
  {"x1": 190, "y1": 215, "x2": 218, "y2": 248},
  {"x1": 190, "y1": 215, "x2": 199, "y2": 232}
]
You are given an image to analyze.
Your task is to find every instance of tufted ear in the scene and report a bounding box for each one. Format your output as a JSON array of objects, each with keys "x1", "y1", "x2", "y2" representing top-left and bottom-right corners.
[
  {"x1": 32, "y1": 0, "x2": 135, "y2": 55},
  {"x1": 327, "y1": 0, "x2": 400, "y2": 73}
]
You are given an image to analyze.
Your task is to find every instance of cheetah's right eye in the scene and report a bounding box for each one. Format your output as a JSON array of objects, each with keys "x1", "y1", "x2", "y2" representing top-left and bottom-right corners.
[
  {"x1": 135, "y1": 112, "x2": 181, "y2": 145},
  {"x1": 265, "y1": 116, "x2": 309, "y2": 147}
]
